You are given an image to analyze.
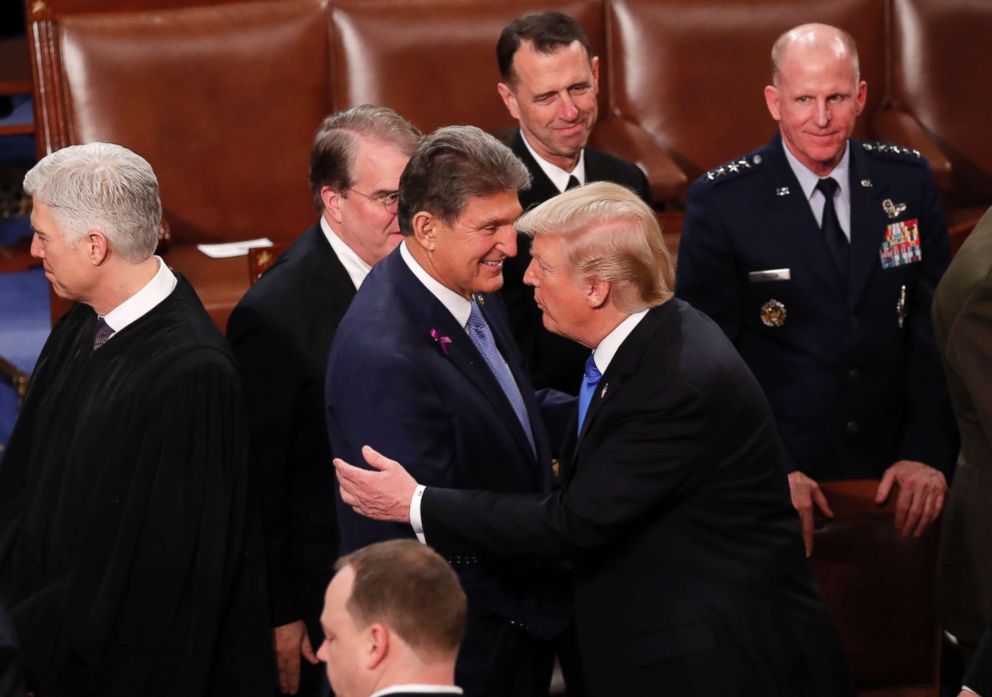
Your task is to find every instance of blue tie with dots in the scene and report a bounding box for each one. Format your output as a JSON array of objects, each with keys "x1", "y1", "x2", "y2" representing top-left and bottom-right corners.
[
  {"x1": 465, "y1": 300, "x2": 536, "y2": 454},
  {"x1": 577, "y1": 355, "x2": 602, "y2": 435}
]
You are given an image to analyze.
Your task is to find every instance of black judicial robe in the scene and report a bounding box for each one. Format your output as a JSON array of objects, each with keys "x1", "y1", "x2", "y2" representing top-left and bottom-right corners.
[{"x1": 0, "y1": 277, "x2": 272, "y2": 697}]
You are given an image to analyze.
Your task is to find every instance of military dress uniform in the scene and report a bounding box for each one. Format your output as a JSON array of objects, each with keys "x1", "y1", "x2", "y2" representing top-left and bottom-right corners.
[{"x1": 676, "y1": 133, "x2": 956, "y2": 480}]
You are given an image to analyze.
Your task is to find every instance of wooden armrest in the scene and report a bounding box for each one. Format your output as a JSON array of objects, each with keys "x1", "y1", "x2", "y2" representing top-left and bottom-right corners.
[
  {"x1": 248, "y1": 242, "x2": 290, "y2": 284},
  {"x1": 590, "y1": 116, "x2": 689, "y2": 207}
]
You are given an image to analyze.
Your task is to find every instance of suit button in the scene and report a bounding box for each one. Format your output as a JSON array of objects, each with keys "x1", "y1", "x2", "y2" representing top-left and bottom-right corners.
[
  {"x1": 848, "y1": 369, "x2": 860, "y2": 381},
  {"x1": 846, "y1": 420, "x2": 859, "y2": 434},
  {"x1": 849, "y1": 316, "x2": 859, "y2": 329}
]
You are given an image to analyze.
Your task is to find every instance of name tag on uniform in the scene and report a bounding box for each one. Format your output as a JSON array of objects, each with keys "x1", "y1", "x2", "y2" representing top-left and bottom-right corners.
[{"x1": 748, "y1": 268, "x2": 791, "y2": 282}]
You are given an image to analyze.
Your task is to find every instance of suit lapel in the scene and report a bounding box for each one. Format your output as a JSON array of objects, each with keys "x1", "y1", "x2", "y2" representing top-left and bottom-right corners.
[
  {"x1": 848, "y1": 144, "x2": 890, "y2": 308},
  {"x1": 304, "y1": 225, "x2": 357, "y2": 313},
  {"x1": 386, "y1": 252, "x2": 538, "y2": 465},
  {"x1": 762, "y1": 138, "x2": 845, "y2": 292},
  {"x1": 561, "y1": 305, "x2": 670, "y2": 484}
]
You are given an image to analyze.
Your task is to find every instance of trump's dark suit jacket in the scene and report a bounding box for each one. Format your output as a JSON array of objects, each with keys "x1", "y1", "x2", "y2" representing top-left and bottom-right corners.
[
  {"x1": 326, "y1": 245, "x2": 570, "y2": 639},
  {"x1": 420, "y1": 299, "x2": 852, "y2": 696},
  {"x1": 502, "y1": 129, "x2": 652, "y2": 394},
  {"x1": 677, "y1": 134, "x2": 956, "y2": 479},
  {"x1": 227, "y1": 223, "x2": 351, "y2": 666},
  {"x1": 933, "y1": 207, "x2": 992, "y2": 695}
]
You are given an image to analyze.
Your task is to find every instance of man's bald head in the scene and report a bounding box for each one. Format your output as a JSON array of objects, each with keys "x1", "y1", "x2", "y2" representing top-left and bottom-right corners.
[{"x1": 771, "y1": 23, "x2": 860, "y2": 85}]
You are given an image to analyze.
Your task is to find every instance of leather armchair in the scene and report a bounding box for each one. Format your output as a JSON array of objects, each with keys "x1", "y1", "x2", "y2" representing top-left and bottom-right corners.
[
  {"x1": 26, "y1": 0, "x2": 332, "y2": 327},
  {"x1": 811, "y1": 480, "x2": 941, "y2": 697},
  {"x1": 876, "y1": 0, "x2": 992, "y2": 249}
]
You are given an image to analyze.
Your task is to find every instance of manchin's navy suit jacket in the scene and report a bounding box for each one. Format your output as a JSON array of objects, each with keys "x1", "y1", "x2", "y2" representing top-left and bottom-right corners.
[
  {"x1": 326, "y1": 246, "x2": 569, "y2": 640},
  {"x1": 227, "y1": 223, "x2": 350, "y2": 682},
  {"x1": 677, "y1": 134, "x2": 956, "y2": 479},
  {"x1": 418, "y1": 299, "x2": 852, "y2": 696},
  {"x1": 502, "y1": 129, "x2": 652, "y2": 394}
]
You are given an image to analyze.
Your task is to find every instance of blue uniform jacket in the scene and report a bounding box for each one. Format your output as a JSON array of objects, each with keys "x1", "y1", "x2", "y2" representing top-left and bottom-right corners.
[{"x1": 676, "y1": 134, "x2": 956, "y2": 479}]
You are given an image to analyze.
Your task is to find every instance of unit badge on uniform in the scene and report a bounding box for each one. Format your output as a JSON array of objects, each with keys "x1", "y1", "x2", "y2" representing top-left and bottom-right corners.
[
  {"x1": 760, "y1": 299, "x2": 787, "y2": 327},
  {"x1": 879, "y1": 218, "x2": 922, "y2": 269}
]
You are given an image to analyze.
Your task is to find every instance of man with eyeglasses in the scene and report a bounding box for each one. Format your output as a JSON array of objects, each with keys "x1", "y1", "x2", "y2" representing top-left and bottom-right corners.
[{"x1": 227, "y1": 105, "x2": 422, "y2": 697}]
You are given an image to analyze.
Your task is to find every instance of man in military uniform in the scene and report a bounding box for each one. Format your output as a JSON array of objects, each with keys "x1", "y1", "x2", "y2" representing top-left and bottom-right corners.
[{"x1": 676, "y1": 23, "x2": 956, "y2": 556}]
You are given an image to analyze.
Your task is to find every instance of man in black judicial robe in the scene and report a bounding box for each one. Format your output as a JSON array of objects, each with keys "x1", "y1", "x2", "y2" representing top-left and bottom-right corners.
[{"x1": 0, "y1": 143, "x2": 271, "y2": 697}]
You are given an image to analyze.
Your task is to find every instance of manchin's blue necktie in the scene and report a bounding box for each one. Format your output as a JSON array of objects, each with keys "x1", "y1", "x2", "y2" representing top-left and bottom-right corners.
[
  {"x1": 465, "y1": 300, "x2": 536, "y2": 454},
  {"x1": 577, "y1": 354, "x2": 602, "y2": 435}
]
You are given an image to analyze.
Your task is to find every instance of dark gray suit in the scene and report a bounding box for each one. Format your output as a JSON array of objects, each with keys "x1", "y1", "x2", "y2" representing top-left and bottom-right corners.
[
  {"x1": 420, "y1": 299, "x2": 851, "y2": 696},
  {"x1": 227, "y1": 222, "x2": 355, "y2": 696}
]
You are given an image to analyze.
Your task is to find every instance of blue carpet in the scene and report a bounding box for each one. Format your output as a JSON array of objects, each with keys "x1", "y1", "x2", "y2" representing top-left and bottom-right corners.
[{"x1": 0, "y1": 266, "x2": 50, "y2": 454}]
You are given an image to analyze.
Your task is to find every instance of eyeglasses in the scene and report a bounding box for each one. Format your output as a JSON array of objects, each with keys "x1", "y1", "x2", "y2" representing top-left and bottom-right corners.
[{"x1": 347, "y1": 188, "x2": 400, "y2": 213}]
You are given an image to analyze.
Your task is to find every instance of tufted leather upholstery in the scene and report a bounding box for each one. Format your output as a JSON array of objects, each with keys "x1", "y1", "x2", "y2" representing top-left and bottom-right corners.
[
  {"x1": 607, "y1": 0, "x2": 887, "y2": 190},
  {"x1": 879, "y1": 0, "x2": 992, "y2": 242},
  {"x1": 28, "y1": 0, "x2": 331, "y2": 326}
]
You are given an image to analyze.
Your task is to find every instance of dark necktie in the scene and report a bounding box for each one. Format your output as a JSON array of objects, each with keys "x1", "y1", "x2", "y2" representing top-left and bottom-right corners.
[
  {"x1": 465, "y1": 300, "x2": 536, "y2": 454},
  {"x1": 577, "y1": 355, "x2": 602, "y2": 435},
  {"x1": 93, "y1": 317, "x2": 114, "y2": 349},
  {"x1": 816, "y1": 177, "x2": 848, "y2": 279},
  {"x1": 565, "y1": 175, "x2": 580, "y2": 191}
]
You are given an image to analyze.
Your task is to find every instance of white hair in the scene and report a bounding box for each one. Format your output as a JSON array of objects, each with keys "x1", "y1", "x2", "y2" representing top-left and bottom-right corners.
[{"x1": 23, "y1": 142, "x2": 162, "y2": 263}]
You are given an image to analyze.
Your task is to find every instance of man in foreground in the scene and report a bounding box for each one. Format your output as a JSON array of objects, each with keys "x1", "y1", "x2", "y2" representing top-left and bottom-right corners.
[
  {"x1": 335, "y1": 182, "x2": 852, "y2": 696},
  {"x1": 317, "y1": 540, "x2": 465, "y2": 697},
  {"x1": 496, "y1": 10, "x2": 651, "y2": 392},
  {"x1": 228, "y1": 105, "x2": 421, "y2": 695},
  {"x1": 326, "y1": 126, "x2": 570, "y2": 697},
  {"x1": 676, "y1": 23, "x2": 955, "y2": 555},
  {"x1": 0, "y1": 143, "x2": 270, "y2": 695}
]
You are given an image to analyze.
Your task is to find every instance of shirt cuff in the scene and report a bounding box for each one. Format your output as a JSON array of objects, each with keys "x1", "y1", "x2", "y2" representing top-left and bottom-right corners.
[
  {"x1": 410, "y1": 485, "x2": 427, "y2": 544},
  {"x1": 961, "y1": 687, "x2": 977, "y2": 695}
]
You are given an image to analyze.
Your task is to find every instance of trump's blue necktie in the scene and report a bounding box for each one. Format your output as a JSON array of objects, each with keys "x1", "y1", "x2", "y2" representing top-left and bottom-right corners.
[
  {"x1": 577, "y1": 354, "x2": 602, "y2": 435},
  {"x1": 465, "y1": 300, "x2": 536, "y2": 454}
]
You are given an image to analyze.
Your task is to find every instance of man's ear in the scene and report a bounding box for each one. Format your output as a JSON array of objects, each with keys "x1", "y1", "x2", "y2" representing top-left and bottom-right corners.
[
  {"x1": 85, "y1": 230, "x2": 109, "y2": 265},
  {"x1": 411, "y1": 211, "x2": 437, "y2": 252},
  {"x1": 591, "y1": 55, "x2": 601, "y2": 93},
  {"x1": 855, "y1": 80, "x2": 868, "y2": 116},
  {"x1": 322, "y1": 186, "x2": 344, "y2": 225},
  {"x1": 764, "y1": 84, "x2": 782, "y2": 122},
  {"x1": 366, "y1": 623, "x2": 390, "y2": 670},
  {"x1": 586, "y1": 277, "x2": 611, "y2": 309},
  {"x1": 497, "y1": 82, "x2": 520, "y2": 121}
]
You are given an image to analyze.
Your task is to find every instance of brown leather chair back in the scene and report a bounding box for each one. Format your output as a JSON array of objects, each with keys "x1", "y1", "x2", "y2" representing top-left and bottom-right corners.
[
  {"x1": 329, "y1": 0, "x2": 606, "y2": 137},
  {"x1": 606, "y1": 0, "x2": 887, "y2": 188},
  {"x1": 27, "y1": 0, "x2": 331, "y2": 246},
  {"x1": 811, "y1": 480, "x2": 941, "y2": 696},
  {"x1": 889, "y1": 0, "x2": 992, "y2": 210}
]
